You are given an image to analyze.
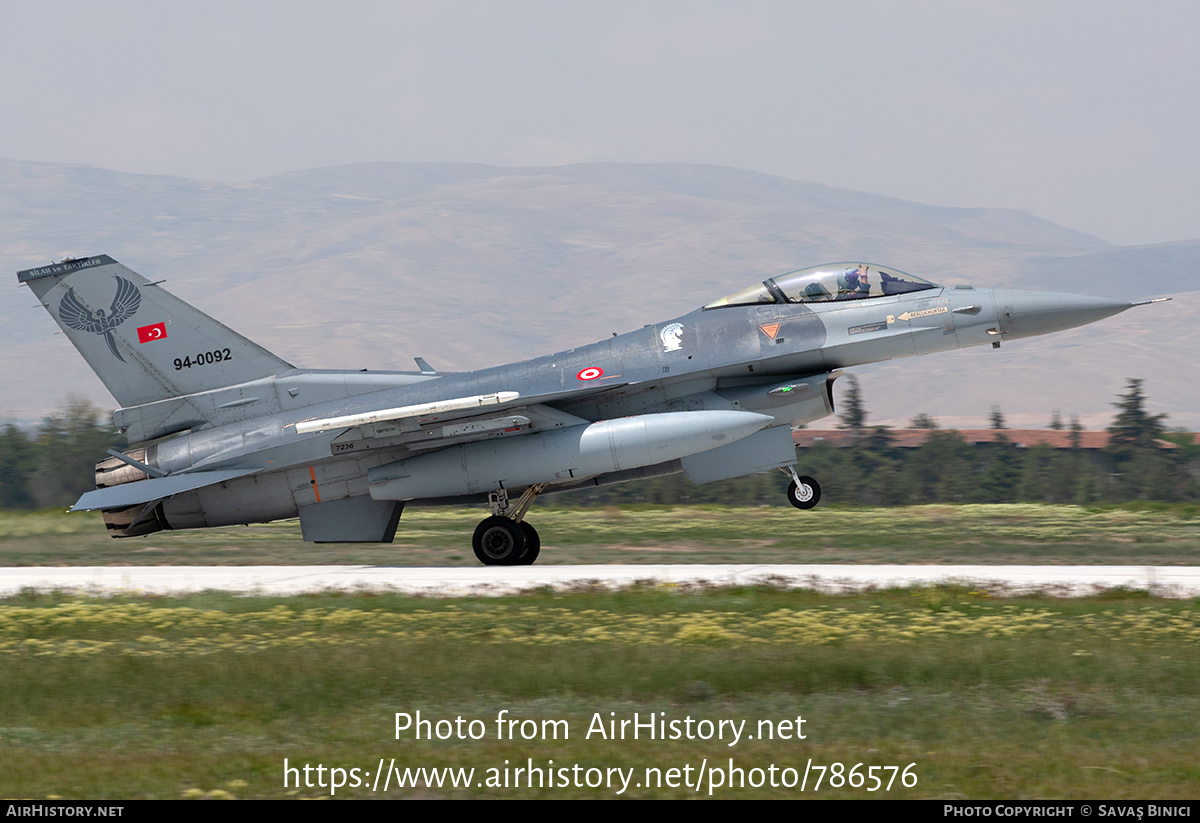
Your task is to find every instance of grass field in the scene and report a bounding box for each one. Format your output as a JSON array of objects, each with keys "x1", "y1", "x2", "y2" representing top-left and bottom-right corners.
[
  {"x1": 2, "y1": 502, "x2": 1199, "y2": 566},
  {"x1": 2, "y1": 585, "x2": 1200, "y2": 799},
  {"x1": 3, "y1": 504, "x2": 1198, "y2": 799}
]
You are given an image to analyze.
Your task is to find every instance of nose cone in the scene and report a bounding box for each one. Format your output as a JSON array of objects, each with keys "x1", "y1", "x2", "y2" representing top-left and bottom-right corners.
[{"x1": 992, "y1": 290, "x2": 1135, "y2": 340}]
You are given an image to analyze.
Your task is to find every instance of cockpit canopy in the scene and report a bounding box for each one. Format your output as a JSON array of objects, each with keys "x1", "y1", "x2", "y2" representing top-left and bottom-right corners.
[{"x1": 704, "y1": 263, "x2": 937, "y2": 309}]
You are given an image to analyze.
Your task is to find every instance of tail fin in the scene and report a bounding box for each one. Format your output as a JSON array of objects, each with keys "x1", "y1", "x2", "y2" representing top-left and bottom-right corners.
[{"x1": 18, "y1": 256, "x2": 293, "y2": 408}]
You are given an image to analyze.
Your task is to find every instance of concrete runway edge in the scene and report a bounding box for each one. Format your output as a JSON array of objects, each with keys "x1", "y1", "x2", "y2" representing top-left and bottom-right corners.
[{"x1": 2, "y1": 565, "x2": 1199, "y2": 598}]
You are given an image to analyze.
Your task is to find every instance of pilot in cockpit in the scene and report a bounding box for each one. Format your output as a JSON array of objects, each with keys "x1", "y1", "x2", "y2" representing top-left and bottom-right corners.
[{"x1": 836, "y1": 265, "x2": 872, "y2": 299}]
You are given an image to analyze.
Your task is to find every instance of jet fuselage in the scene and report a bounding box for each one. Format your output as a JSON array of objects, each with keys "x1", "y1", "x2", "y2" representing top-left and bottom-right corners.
[{"x1": 19, "y1": 255, "x2": 1147, "y2": 563}]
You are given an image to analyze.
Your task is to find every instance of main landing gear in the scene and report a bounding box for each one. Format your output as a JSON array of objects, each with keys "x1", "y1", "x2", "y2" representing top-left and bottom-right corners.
[
  {"x1": 472, "y1": 484, "x2": 545, "y2": 566},
  {"x1": 782, "y1": 466, "x2": 821, "y2": 510}
]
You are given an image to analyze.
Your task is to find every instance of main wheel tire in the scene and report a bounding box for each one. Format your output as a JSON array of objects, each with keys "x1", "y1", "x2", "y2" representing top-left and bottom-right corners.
[
  {"x1": 517, "y1": 521, "x2": 541, "y2": 565},
  {"x1": 787, "y1": 476, "x2": 821, "y2": 510},
  {"x1": 472, "y1": 516, "x2": 527, "y2": 565}
]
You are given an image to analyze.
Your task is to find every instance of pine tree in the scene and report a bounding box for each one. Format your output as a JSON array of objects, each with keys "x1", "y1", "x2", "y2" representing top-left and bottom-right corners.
[
  {"x1": 837, "y1": 374, "x2": 867, "y2": 434},
  {"x1": 1069, "y1": 416, "x2": 1084, "y2": 450},
  {"x1": 1104, "y1": 379, "x2": 1171, "y2": 500},
  {"x1": 1108, "y1": 379, "x2": 1167, "y2": 455},
  {"x1": 909, "y1": 413, "x2": 938, "y2": 429},
  {"x1": 989, "y1": 405, "x2": 1007, "y2": 430}
]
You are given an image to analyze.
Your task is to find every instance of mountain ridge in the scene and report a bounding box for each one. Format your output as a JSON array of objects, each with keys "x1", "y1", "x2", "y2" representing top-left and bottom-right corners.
[{"x1": 3, "y1": 159, "x2": 1189, "y2": 430}]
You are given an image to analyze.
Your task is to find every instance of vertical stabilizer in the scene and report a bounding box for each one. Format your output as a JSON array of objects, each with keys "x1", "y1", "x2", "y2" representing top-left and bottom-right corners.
[{"x1": 19, "y1": 256, "x2": 293, "y2": 407}]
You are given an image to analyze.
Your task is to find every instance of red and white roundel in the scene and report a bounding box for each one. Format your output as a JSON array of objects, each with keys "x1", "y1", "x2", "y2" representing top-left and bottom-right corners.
[{"x1": 576, "y1": 366, "x2": 604, "y2": 381}]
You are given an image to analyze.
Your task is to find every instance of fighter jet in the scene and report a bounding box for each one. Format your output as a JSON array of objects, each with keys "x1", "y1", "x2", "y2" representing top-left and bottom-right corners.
[{"x1": 18, "y1": 256, "x2": 1164, "y2": 565}]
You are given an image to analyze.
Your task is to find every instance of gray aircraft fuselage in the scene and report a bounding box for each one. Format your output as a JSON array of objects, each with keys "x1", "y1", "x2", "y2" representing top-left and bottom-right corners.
[{"x1": 19, "y1": 256, "x2": 1150, "y2": 564}]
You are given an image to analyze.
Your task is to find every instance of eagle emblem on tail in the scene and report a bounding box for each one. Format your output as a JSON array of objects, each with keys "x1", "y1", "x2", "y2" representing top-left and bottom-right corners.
[{"x1": 58, "y1": 277, "x2": 141, "y2": 362}]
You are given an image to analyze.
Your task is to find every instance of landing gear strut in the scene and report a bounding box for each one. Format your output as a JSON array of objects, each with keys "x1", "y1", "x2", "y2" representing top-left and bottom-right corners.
[
  {"x1": 782, "y1": 466, "x2": 821, "y2": 510},
  {"x1": 471, "y1": 484, "x2": 545, "y2": 566}
]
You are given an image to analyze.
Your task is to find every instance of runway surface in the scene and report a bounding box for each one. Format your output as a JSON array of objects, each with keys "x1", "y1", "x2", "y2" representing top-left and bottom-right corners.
[{"x1": 2, "y1": 565, "x2": 1199, "y2": 597}]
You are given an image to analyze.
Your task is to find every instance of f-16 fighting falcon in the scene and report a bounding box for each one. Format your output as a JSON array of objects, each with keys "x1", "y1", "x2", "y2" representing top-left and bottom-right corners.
[{"x1": 18, "y1": 255, "x2": 1164, "y2": 565}]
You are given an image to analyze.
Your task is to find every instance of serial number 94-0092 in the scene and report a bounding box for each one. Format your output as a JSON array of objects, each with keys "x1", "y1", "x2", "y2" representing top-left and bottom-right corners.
[{"x1": 174, "y1": 349, "x2": 232, "y2": 370}]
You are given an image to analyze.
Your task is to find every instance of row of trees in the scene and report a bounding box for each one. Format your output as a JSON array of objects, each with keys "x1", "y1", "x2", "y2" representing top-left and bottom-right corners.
[
  {"x1": 0, "y1": 399, "x2": 123, "y2": 510},
  {"x1": 801, "y1": 426, "x2": 1187, "y2": 507},
  {"x1": 1, "y1": 381, "x2": 1194, "y2": 511},
  {"x1": 555, "y1": 379, "x2": 1197, "y2": 507}
]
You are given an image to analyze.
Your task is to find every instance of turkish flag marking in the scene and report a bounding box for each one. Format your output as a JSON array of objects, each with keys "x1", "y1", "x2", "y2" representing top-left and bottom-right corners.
[{"x1": 137, "y1": 322, "x2": 168, "y2": 343}]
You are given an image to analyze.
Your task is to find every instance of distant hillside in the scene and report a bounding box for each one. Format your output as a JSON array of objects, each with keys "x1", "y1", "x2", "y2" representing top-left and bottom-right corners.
[{"x1": 2, "y1": 159, "x2": 1192, "y2": 429}]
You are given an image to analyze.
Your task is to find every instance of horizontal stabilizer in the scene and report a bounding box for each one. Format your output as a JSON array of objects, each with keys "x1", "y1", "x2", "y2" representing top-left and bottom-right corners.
[{"x1": 71, "y1": 469, "x2": 258, "y2": 511}]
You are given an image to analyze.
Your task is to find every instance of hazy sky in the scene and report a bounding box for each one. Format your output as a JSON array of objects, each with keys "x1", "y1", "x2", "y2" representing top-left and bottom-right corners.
[{"x1": 3, "y1": 1, "x2": 1197, "y2": 246}]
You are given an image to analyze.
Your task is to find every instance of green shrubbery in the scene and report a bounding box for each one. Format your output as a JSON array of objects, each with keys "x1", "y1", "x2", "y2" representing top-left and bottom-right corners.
[{"x1": 4, "y1": 381, "x2": 1194, "y2": 510}]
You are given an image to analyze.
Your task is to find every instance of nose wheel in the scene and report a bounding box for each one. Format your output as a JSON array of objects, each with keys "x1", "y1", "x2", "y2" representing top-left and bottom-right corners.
[{"x1": 782, "y1": 467, "x2": 821, "y2": 510}]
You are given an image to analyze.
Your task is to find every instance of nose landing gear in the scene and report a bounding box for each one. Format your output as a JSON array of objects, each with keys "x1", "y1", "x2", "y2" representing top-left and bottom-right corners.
[
  {"x1": 782, "y1": 466, "x2": 821, "y2": 510},
  {"x1": 471, "y1": 484, "x2": 545, "y2": 566}
]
